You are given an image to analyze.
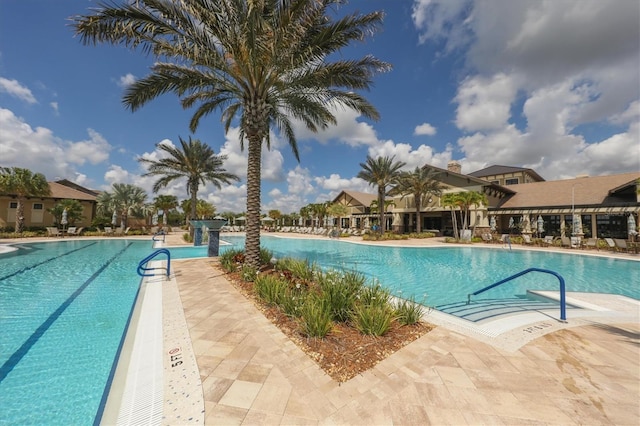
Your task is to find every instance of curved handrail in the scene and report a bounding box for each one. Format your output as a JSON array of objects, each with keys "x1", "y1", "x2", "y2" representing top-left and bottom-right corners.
[
  {"x1": 152, "y1": 230, "x2": 166, "y2": 242},
  {"x1": 467, "y1": 267, "x2": 566, "y2": 321},
  {"x1": 137, "y1": 248, "x2": 171, "y2": 277}
]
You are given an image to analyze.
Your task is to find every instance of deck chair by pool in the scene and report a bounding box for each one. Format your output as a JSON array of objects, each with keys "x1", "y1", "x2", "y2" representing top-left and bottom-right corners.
[
  {"x1": 604, "y1": 238, "x2": 616, "y2": 251},
  {"x1": 613, "y1": 239, "x2": 628, "y2": 253},
  {"x1": 481, "y1": 233, "x2": 493, "y2": 243},
  {"x1": 104, "y1": 226, "x2": 113, "y2": 235},
  {"x1": 522, "y1": 234, "x2": 534, "y2": 245},
  {"x1": 542, "y1": 235, "x2": 555, "y2": 246},
  {"x1": 585, "y1": 238, "x2": 598, "y2": 250},
  {"x1": 47, "y1": 227, "x2": 61, "y2": 237}
]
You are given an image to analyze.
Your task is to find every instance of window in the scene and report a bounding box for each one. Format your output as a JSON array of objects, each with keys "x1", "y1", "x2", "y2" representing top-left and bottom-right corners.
[
  {"x1": 9, "y1": 202, "x2": 17, "y2": 208},
  {"x1": 505, "y1": 178, "x2": 519, "y2": 185},
  {"x1": 33, "y1": 203, "x2": 43, "y2": 210},
  {"x1": 490, "y1": 180, "x2": 500, "y2": 185}
]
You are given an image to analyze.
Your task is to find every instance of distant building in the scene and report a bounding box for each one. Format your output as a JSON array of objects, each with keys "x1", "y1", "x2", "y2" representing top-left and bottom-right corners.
[
  {"x1": 0, "y1": 180, "x2": 98, "y2": 229},
  {"x1": 332, "y1": 162, "x2": 639, "y2": 239}
]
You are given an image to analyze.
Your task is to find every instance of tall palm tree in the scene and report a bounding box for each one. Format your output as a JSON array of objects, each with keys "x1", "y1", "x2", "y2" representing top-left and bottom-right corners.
[
  {"x1": 455, "y1": 190, "x2": 488, "y2": 234},
  {"x1": 357, "y1": 155, "x2": 406, "y2": 234},
  {"x1": 154, "y1": 194, "x2": 179, "y2": 226},
  {"x1": 138, "y1": 137, "x2": 238, "y2": 232},
  {"x1": 73, "y1": 0, "x2": 390, "y2": 268},
  {"x1": 196, "y1": 199, "x2": 216, "y2": 219},
  {"x1": 0, "y1": 167, "x2": 50, "y2": 233},
  {"x1": 390, "y1": 167, "x2": 444, "y2": 233}
]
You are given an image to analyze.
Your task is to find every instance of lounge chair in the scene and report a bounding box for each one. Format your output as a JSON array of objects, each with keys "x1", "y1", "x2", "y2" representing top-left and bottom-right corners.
[
  {"x1": 104, "y1": 226, "x2": 113, "y2": 235},
  {"x1": 585, "y1": 238, "x2": 598, "y2": 250},
  {"x1": 542, "y1": 235, "x2": 555, "y2": 246},
  {"x1": 613, "y1": 239, "x2": 628, "y2": 253},
  {"x1": 561, "y1": 236, "x2": 574, "y2": 248},
  {"x1": 481, "y1": 233, "x2": 493, "y2": 243},
  {"x1": 65, "y1": 226, "x2": 76, "y2": 236},
  {"x1": 522, "y1": 234, "x2": 534, "y2": 245},
  {"x1": 604, "y1": 238, "x2": 616, "y2": 251},
  {"x1": 47, "y1": 227, "x2": 61, "y2": 237}
]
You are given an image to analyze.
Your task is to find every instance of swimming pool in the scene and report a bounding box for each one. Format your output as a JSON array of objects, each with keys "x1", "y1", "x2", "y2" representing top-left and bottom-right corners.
[
  {"x1": 0, "y1": 239, "x2": 156, "y2": 425},
  {"x1": 211, "y1": 235, "x2": 639, "y2": 305}
]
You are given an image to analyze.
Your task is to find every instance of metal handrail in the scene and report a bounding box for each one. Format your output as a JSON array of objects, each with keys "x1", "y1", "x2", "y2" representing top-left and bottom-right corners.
[
  {"x1": 467, "y1": 267, "x2": 566, "y2": 321},
  {"x1": 152, "y1": 230, "x2": 165, "y2": 242},
  {"x1": 137, "y1": 248, "x2": 171, "y2": 277}
]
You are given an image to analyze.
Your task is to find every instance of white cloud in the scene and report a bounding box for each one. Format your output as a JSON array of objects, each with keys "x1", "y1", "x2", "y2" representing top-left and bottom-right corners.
[
  {"x1": 66, "y1": 129, "x2": 112, "y2": 165},
  {"x1": 117, "y1": 73, "x2": 136, "y2": 88},
  {"x1": 367, "y1": 140, "x2": 453, "y2": 171},
  {"x1": 0, "y1": 77, "x2": 37, "y2": 104},
  {"x1": 414, "y1": 122, "x2": 437, "y2": 136},
  {"x1": 291, "y1": 108, "x2": 379, "y2": 148},
  {"x1": 454, "y1": 73, "x2": 519, "y2": 132},
  {"x1": 50, "y1": 102, "x2": 59, "y2": 115}
]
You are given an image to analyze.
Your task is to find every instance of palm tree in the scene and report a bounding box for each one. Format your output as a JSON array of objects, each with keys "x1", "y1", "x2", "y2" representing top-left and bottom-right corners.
[
  {"x1": 73, "y1": 0, "x2": 390, "y2": 268},
  {"x1": 455, "y1": 190, "x2": 488, "y2": 235},
  {"x1": 327, "y1": 203, "x2": 348, "y2": 229},
  {"x1": 390, "y1": 167, "x2": 444, "y2": 233},
  {"x1": 138, "y1": 137, "x2": 238, "y2": 233},
  {"x1": 47, "y1": 199, "x2": 84, "y2": 227},
  {"x1": 196, "y1": 199, "x2": 215, "y2": 219},
  {"x1": 0, "y1": 167, "x2": 50, "y2": 233},
  {"x1": 97, "y1": 183, "x2": 148, "y2": 228},
  {"x1": 357, "y1": 155, "x2": 406, "y2": 234},
  {"x1": 441, "y1": 192, "x2": 462, "y2": 240},
  {"x1": 154, "y1": 194, "x2": 179, "y2": 226}
]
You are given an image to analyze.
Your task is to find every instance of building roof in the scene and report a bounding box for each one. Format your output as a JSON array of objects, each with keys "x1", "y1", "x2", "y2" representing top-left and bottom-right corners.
[
  {"x1": 48, "y1": 182, "x2": 97, "y2": 201},
  {"x1": 496, "y1": 172, "x2": 640, "y2": 209},
  {"x1": 55, "y1": 179, "x2": 100, "y2": 196},
  {"x1": 333, "y1": 190, "x2": 377, "y2": 207},
  {"x1": 469, "y1": 165, "x2": 545, "y2": 182},
  {"x1": 422, "y1": 164, "x2": 516, "y2": 196}
]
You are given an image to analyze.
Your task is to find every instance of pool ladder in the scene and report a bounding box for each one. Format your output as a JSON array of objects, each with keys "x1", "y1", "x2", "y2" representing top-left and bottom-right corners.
[
  {"x1": 137, "y1": 248, "x2": 171, "y2": 277},
  {"x1": 467, "y1": 267, "x2": 567, "y2": 321}
]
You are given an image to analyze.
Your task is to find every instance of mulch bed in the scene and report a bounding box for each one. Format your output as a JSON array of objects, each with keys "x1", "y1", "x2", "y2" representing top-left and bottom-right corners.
[{"x1": 216, "y1": 263, "x2": 435, "y2": 382}]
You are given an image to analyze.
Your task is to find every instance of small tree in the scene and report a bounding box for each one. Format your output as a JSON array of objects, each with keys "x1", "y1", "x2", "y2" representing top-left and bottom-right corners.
[{"x1": 0, "y1": 167, "x2": 50, "y2": 233}]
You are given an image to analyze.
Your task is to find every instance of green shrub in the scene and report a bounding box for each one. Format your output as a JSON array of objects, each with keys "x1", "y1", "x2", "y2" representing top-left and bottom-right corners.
[
  {"x1": 394, "y1": 296, "x2": 426, "y2": 326},
  {"x1": 255, "y1": 274, "x2": 288, "y2": 306},
  {"x1": 317, "y1": 269, "x2": 367, "y2": 322},
  {"x1": 276, "y1": 257, "x2": 315, "y2": 281},
  {"x1": 241, "y1": 265, "x2": 257, "y2": 282},
  {"x1": 300, "y1": 294, "x2": 333, "y2": 338},
  {"x1": 279, "y1": 287, "x2": 307, "y2": 318},
  {"x1": 260, "y1": 248, "x2": 274, "y2": 265},
  {"x1": 352, "y1": 304, "x2": 395, "y2": 336},
  {"x1": 358, "y1": 282, "x2": 391, "y2": 308}
]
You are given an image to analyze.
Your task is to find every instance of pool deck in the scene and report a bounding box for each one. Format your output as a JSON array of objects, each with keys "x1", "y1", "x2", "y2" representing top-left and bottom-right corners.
[{"x1": 3, "y1": 233, "x2": 639, "y2": 424}]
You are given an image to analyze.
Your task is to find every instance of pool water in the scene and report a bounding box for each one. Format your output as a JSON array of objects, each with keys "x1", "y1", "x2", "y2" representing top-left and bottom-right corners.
[
  {"x1": 210, "y1": 236, "x2": 640, "y2": 305},
  {"x1": 0, "y1": 239, "x2": 156, "y2": 425}
]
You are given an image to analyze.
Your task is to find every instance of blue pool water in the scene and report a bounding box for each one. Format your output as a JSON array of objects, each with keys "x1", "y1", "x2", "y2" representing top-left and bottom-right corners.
[
  {"x1": 1, "y1": 236, "x2": 637, "y2": 425},
  {"x1": 0, "y1": 239, "x2": 156, "y2": 425},
  {"x1": 210, "y1": 235, "x2": 639, "y2": 305}
]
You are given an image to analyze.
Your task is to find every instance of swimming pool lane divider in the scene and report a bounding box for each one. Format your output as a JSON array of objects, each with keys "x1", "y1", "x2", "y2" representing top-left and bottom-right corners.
[
  {"x1": 0, "y1": 241, "x2": 99, "y2": 283},
  {"x1": 467, "y1": 267, "x2": 567, "y2": 321},
  {"x1": 0, "y1": 242, "x2": 134, "y2": 384}
]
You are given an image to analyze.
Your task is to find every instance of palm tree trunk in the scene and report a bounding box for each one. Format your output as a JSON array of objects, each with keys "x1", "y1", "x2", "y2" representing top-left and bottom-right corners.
[
  {"x1": 378, "y1": 188, "x2": 385, "y2": 234},
  {"x1": 415, "y1": 194, "x2": 422, "y2": 234},
  {"x1": 245, "y1": 137, "x2": 262, "y2": 268},
  {"x1": 15, "y1": 199, "x2": 25, "y2": 233}
]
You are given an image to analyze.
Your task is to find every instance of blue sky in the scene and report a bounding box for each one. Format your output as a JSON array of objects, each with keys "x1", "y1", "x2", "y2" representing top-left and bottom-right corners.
[{"x1": 1, "y1": 0, "x2": 638, "y2": 214}]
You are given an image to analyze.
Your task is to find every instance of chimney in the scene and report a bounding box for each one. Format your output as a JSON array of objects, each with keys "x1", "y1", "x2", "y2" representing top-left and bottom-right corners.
[{"x1": 447, "y1": 161, "x2": 461, "y2": 174}]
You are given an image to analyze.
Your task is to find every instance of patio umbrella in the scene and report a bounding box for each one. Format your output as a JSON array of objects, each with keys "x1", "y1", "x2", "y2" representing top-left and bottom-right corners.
[
  {"x1": 111, "y1": 210, "x2": 117, "y2": 226},
  {"x1": 61, "y1": 208, "x2": 68, "y2": 226},
  {"x1": 235, "y1": 216, "x2": 246, "y2": 222},
  {"x1": 152, "y1": 212, "x2": 158, "y2": 226},
  {"x1": 261, "y1": 217, "x2": 274, "y2": 222},
  {"x1": 508, "y1": 217, "x2": 514, "y2": 230},
  {"x1": 628, "y1": 214, "x2": 637, "y2": 236},
  {"x1": 489, "y1": 216, "x2": 496, "y2": 232},
  {"x1": 537, "y1": 215, "x2": 544, "y2": 233},
  {"x1": 573, "y1": 214, "x2": 582, "y2": 235}
]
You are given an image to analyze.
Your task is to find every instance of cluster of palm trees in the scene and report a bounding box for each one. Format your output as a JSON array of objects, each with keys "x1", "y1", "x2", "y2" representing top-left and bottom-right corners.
[{"x1": 0, "y1": 167, "x2": 50, "y2": 233}]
